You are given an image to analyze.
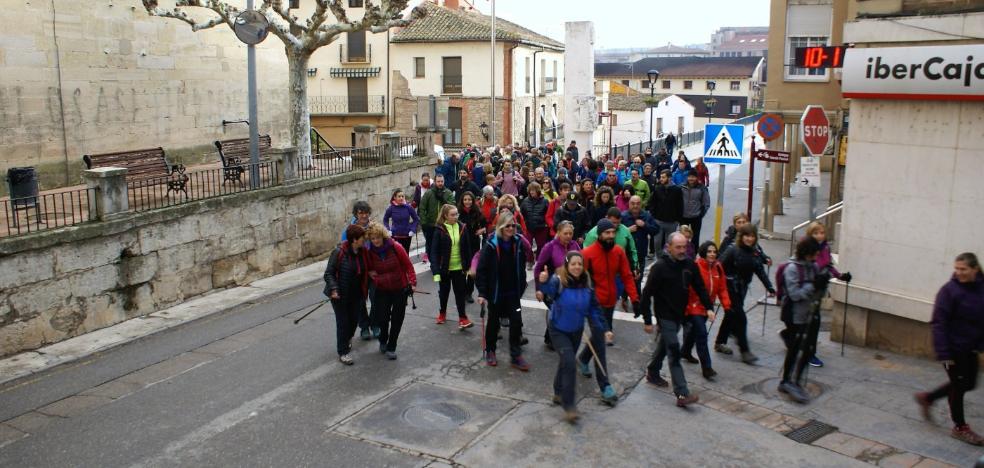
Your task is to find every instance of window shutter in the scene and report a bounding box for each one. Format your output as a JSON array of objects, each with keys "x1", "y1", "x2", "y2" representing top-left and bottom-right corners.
[{"x1": 786, "y1": 4, "x2": 832, "y2": 37}]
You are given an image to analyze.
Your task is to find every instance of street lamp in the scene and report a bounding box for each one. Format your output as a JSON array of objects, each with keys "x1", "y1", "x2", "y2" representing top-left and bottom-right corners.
[
  {"x1": 704, "y1": 80, "x2": 717, "y2": 123},
  {"x1": 479, "y1": 121, "x2": 489, "y2": 141},
  {"x1": 647, "y1": 69, "x2": 659, "y2": 147}
]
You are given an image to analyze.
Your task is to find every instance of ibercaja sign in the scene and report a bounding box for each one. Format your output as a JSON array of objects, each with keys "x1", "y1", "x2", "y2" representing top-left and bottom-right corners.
[{"x1": 842, "y1": 44, "x2": 984, "y2": 101}]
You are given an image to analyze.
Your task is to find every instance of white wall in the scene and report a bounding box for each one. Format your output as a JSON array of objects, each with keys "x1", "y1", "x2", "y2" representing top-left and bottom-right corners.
[
  {"x1": 611, "y1": 109, "x2": 647, "y2": 145},
  {"x1": 307, "y1": 30, "x2": 391, "y2": 98},
  {"x1": 644, "y1": 95, "x2": 695, "y2": 138},
  {"x1": 563, "y1": 22, "x2": 596, "y2": 148}
]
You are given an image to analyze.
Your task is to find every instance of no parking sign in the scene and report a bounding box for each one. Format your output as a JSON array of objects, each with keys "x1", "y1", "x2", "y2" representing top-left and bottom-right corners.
[{"x1": 757, "y1": 113, "x2": 784, "y2": 142}]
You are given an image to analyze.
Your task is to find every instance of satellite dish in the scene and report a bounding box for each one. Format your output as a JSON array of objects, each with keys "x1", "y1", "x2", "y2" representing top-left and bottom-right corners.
[{"x1": 234, "y1": 10, "x2": 269, "y2": 45}]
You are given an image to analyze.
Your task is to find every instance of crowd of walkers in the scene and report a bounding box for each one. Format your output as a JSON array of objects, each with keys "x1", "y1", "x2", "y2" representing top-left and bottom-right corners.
[{"x1": 321, "y1": 140, "x2": 981, "y2": 442}]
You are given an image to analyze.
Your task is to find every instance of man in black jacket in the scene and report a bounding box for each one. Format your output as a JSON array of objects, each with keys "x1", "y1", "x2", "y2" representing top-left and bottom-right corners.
[
  {"x1": 648, "y1": 170, "x2": 683, "y2": 255},
  {"x1": 553, "y1": 192, "x2": 591, "y2": 245},
  {"x1": 641, "y1": 232, "x2": 713, "y2": 407},
  {"x1": 449, "y1": 169, "x2": 482, "y2": 202}
]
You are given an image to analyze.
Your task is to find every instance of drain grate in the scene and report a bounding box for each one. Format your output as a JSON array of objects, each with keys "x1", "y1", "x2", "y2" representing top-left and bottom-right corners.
[
  {"x1": 401, "y1": 402, "x2": 471, "y2": 430},
  {"x1": 786, "y1": 420, "x2": 838, "y2": 444}
]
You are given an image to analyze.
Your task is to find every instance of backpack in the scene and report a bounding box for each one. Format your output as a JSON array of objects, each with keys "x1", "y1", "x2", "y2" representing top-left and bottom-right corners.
[{"x1": 775, "y1": 261, "x2": 805, "y2": 323}]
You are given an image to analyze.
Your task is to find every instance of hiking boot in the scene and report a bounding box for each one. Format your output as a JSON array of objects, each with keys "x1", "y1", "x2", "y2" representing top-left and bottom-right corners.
[
  {"x1": 714, "y1": 344, "x2": 733, "y2": 355},
  {"x1": 371, "y1": 327, "x2": 381, "y2": 339},
  {"x1": 645, "y1": 372, "x2": 668, "y2": 388},
  {"x1": 682, "y1": 352, "x2": 699, "y2": 364},
  {"x1": 484, "y1": 351, "x2": 497, "y2": 367},
  {"x1": 458, "y1": 318, "x2": 474, "y2": 330},
  {"x1": 385, "y1": 351, "x2": 398, "y2": 360},
  {"x1": 702, "y1": 367, "x2": 717, "y2": 380},
  {"x1": 360, "y1": 328, "x2": 371, "y2": 341},
  {"x1": 436, "y1": 313, "x2": 447, "y2": 325},
  {"x1": 563, "y1": 409, "x2": 580, "y2": 423},
  {"x1": 601, "y1": 385, "x2": 618, "y2": 406},
  {"x1": 914, "y1": 392, "x2": 933, "y2": 422},
  {"x1": 809, "y1": 356, "x2": 824, "y2": 367},
  {"x1": 951, "y1": 425, "x2": 984, "y2": 446},
  {"x1": 578, "y1": 361, "x2": 593, "y2": 377},
  {"x1": 520, "y1": 336, "x2": 529, "y2": 346},
  {"x1": 551, "y1": 394, "x2": 561, "y2": 405},
  {"x1": 338, "y1": 354, "x2": 354, "y2": 366},
  {"x1": 511, "y1": 356, "x2": 531, "y2": 372},
  {"x1": 740, "y1": 351, "x2": 759, "y2": 364},
  {"x1": 466, "y1": 295, "x2": 475, "y2": 304},
  {"x1": 676, "y1": 394, "x2": 699, "y2": 407},
  {"x1": 778, "y1": 381, "x2": 810, "y2": 404}
]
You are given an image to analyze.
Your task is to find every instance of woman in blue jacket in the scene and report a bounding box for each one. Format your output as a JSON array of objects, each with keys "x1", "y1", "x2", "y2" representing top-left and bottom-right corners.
[{"x1": 539, "y1": 252, "x2": 617, "y2": 423}]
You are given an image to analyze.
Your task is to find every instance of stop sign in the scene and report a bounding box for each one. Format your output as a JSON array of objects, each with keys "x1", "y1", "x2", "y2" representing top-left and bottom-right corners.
[{"x1": 800, "y1": 105, "x2": 830, "y2": 156}]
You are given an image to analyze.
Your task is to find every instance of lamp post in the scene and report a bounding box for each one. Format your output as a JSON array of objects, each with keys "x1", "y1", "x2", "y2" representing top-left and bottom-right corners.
[
  {"x1": 479, "y1": 121, "x2": 489, "y2": 141},
  {"x1": 647, "y1": 69, "x2": 659, "y2": 148},
  {"x1": 704, "y1": 80, "x2": 717, "y2": 124}
]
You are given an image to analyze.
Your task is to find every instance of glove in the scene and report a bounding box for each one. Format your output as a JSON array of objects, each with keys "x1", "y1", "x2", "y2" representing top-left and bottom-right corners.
[
  {"x1": 840, "y1": 272, "x2": 852, "y2": 283},
  {"x1": 632, "y1": 302, "x2": 642, "y2": 318},
  {"x1": 434, "y1": 274, "x2": 441, "y2": 283}
]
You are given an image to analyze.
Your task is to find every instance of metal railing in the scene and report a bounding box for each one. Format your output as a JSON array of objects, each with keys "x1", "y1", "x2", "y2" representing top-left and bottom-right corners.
[
  {"x1": 310, "y1": 127, "x2": 337, "y2": 154},
  {"x1": 399, "y1": 136, "x2": 427, "y2": 159},
  {"x1": 128, "y1": 161, "x2": 279, "y2": 213},
  {"x1": 731, "y1": 112, "x2": 763, "y2": 126},
  {"x1": 305, "y1": 144, "x2": 392, "y2": 180},
  {"x1": 1, "y1": 187, "x2": 96, "y2": 238},
  {"x1": 788, "y1": 201, "x2": 844, "y2": 256},
  {"x1": 309, "y1": 95, "x2": 385, "y2": 115},
  {"x1": 441, "y1": 75, "x2": 462, "y2": 94},
  {"x1": 339, "y1": 43, "x2": 371, "y2": 63}
]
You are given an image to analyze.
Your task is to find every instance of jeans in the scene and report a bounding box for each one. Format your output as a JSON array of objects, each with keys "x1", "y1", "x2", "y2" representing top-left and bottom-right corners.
[
  {"x1": 485, "y1": 295, "x2": 523, "y2": 357},
  {"x1": 576, "y1": 320, "x2": 612, "y2": 391},
  {"x1": 330, "y1": 296, "x2": 362, "y2": 356},
  {"x1": 653, "y1": 220, "x2": 678, "y2": 253},
  {"x1": 647, "y1": 318, "x2": 690, "y2": 397},
  {"x1": 681, "y1": 216, "x2": 702, "y2": 250},
  {"x1": 681, "y1": 315, "x2": 712, "y2": 369},
  {"x1": 438, "y1": 270, "x2": 469, "y2": 318},
  {"x1": 926, "y1": 351, "x2": 979, "y2": 426},
  {"x1": 716, "y1": 282, "x2": 750, "y2": 352},
  {"x1": 372, "y1": 289, "x2": 408, "y2": 352},
  {"x1": 549, "y1": 327, "x2": 582, "y2": 411}
]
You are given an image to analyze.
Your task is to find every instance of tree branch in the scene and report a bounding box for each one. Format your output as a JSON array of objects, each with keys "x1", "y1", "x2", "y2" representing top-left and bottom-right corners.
[
  {"x1": 263, "y1": 0, "x2": 309, "y2": 34},
  {"x1": 141, "y1": 0, "x2": 231, "y2": 31},
  {"x1": 311, "y1": 0, "x2": 418, "y2": 48}
]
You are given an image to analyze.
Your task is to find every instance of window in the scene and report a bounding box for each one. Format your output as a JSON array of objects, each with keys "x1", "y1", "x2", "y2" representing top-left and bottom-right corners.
[
  {"x1": 414, "y1": 57, "x2": 425, "y2": 78},
  {"x1": 346, "y1": 30, "x2": 367, "y2": 62},
  {"x1": 705, "y1": 81, "x2": 715, "y2": 90},
  {"x1": 289, "y1": 0, "x2": 299, "y2": 8},
  {"x1": 785, "y1": 3, "x2": 832, "y2": 80},
  {"x1": 621, "y1": 80, "x2": 630, "y2": 86},
  {"x1": 524, "y1": 57, "x2": 530, "y2": 93},
  {"x1": 446, "y1": 107, "x2": 462, "y2": 145},
  {"x1": 683, "y1": 80, "x2": 693, "y2": 90},
  {"x1": 730, "y1": 100, "x2": 741, "y2": 115},
  {"x1": 442, "y1": 57, "x2": 462, "y2": 94},
  {"x1": 787, "y1": 36, "x2": 829, "y2": 77},
  {"x1": 552, "y1": 60, "x2": 558, "y2": 90},
  {"x1": 524, "y1": 107, "x2": 531, "y2": 141},
  {"x1": 641, "y1": 80, "x2": 650, "y2": 89},
  {"x1": 347, "y1": 78, "x2": 368, "y2": 112},
  {"x1": 349, "y1": 0, "x2": 364, "y2": 7},
  {"x1": 656, "y1": 118, "x2": 663, "y2": 134},
  {"x1": 661, "y1": 80, "x2": 671, "y2": 89},
  {"x1": 730, "y1": 81, "x2": 741, "y2": 91}
]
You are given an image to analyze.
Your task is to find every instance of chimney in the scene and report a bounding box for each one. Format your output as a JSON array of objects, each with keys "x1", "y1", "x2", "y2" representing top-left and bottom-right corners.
[{"x1": 444, "y1": 0, "x2": 460, "y2": 10}]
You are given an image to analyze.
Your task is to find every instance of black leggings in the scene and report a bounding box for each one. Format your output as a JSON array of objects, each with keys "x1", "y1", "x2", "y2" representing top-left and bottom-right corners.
[
  {"x1": 485, "y1": 296, "x2": 523, "y2": 357},
  {"x1": 780, "y1": 312, "x2": 820, "y2": 384},
  {"x1": 716, "y1": 283, "x2": 750, "y2": 352},
  {"x1": 926, "y1": 352, "x2": 979, "y2": 427},
  {"x1": 438, "y1": 270, "x2": 469, "y2": 318}
]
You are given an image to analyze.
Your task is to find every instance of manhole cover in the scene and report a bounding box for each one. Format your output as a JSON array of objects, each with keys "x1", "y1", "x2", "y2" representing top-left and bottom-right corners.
[
  {"x1": 743, "y1": 377, "x2": 827, "y2": 400},
  {"x1": 402, "y1": 402, "x2": 470, "y2": 430},
  {"x1": 786, "y1": 419, "x2": 838, "y2": 444}
]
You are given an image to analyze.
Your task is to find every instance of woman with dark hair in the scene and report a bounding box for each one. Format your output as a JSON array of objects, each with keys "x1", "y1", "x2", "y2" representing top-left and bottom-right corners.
[
  {"x1": 324, "y1": 225, "x2": 370, "y2": 365},
  {"x1": 457, "y1": 192, "x2": 485, "y2": 303},
  {"x1": 715, "y1": 224, "x2": 775, "y2": 364},
  {"x1": 383, "y1": 189, "x2": 420, "y2": 254},
  {"x1": 365, "y1": 222, "x2": 416, "y2": 360},
  {"x1": 616, "y1": 185, "x2": 634, "y2": 212},
  {"x1": 776, "y1": 237, "x2": 822, "y2": 403},
  {"x1": 916, "y1": 252, "x2": 984, "y2": 446},
  {"x1": 681, "y1": 241, "x2": 731, "y2": 380},
  {"x1": 590, "y1": 187, "x2": 617, "y2": 226}
]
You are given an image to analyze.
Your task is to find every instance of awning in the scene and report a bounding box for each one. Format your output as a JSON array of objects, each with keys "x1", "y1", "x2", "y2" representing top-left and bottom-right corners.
[{"x1": 330, "y1": 67, "x2": 381, "y2": 78}]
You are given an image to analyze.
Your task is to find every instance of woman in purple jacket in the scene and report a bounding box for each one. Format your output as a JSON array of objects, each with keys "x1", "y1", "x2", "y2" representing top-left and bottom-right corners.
[
  {"x1": 383, "y1": 189, "x2": 420, "y2": 254},
  {"x1": 915, "y1": 252, "x2": 984, "y2": 446},
  {"x1": 533, "y1": 221, "x2": 581, "y2": 350}
]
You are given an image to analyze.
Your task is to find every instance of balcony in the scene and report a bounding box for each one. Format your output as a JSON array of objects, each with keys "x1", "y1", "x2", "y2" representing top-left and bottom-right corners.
[
  {"x1": 441, "y1": 74, "x2": 462, "y2": 95},
  {"x1": 309, "y1": 95, "x2": 386, "y2": 115},
  {"x1": 541, "y1": 77, "x2": 557, "y2": 95},
  {"x1": 340, "y1": 43, "x2": 372, "y2": 64}
]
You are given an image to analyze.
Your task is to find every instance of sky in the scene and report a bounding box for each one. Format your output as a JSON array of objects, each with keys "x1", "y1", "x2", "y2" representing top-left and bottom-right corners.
[{"x1": 459, "y1": 0, "x2": 771, "y2": 50}]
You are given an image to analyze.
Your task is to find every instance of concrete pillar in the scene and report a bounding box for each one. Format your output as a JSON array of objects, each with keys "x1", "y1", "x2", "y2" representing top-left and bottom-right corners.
[
  {"x1": 563, "y1": 22, "x2": 596, "y2": 149},
  {"x1": 269, "y1": 146, "x2": 299, "y2": 184},
  {"x1": 417, "y1": 129, "x2": 437, "y2": 161},
  {"x1": 379, "y1": 131, "x2": 401, "y2": 163},
  {"x1": 354, "y1": 124, "x2": 377, "y2": 148},
  {"x1": 82, "y1": 167, "x2": 128, "y2": 220}
]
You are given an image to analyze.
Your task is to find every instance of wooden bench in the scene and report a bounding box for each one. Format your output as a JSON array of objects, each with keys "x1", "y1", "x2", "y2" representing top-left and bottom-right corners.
[
  {"x1": 214, "y1": 135, "x2": 272, "y2": 187},
  {"x1": 83, "y1": 147, "x2": 188, "y2": 198}
]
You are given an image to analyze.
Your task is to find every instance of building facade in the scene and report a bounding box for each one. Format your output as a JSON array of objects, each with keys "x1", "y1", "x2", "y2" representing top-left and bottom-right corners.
[{"x1": 710, "y1": 26, "x2": 770, "y2": 58}]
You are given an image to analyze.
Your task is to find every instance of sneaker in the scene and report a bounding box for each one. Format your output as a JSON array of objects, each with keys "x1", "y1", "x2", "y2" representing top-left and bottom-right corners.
[
  {"x1": 466, "y1": 295, "x2": 475, "y2": 304},
  {"x1": 458, "y1": 318, "x2": 474, "y2": 329},
  {"x1": 371, "y1": 327, "x2": 381, "y2": 339},
  {"x1": 484, "y1": 351, "x2": 497, "y2": 367},
  {"x1": 511, "y1": 356, "x2": 531, "y2": 372},
  {"x1": 551, "y1": 394, "x2": 561, "y2": 405},
  {"x1": 436, "y1": 313, "x2": 447, "y2": 325},
  {"x1": 601, "y1": 385, "x2": 618, "y2": 406},
  {"x1": 385, "y1": 351, "x2": 398, "y2": 360},
  {"x1": 360, "y1": 328, "x2": 371, "y2": 341},
  {"x1": 714, "y1": 344, "x2": 733, "y2": 355},
  {"x1": 338, "y1": 354, "x2": 354, "y2": 365},
  {"x1": 578, "y1": 361, "x2": 593, "y2": 377},
  {"x1": 951, "y1": 425, "x2": 984, "y2": 446},
  {"x1": 605, "y1": 334, "x2": 615, "y2": 346},
  {"x1": 676, "y1": 394, "x2": 699, "y2": 407},
  {"x1": 563, "y1": 409, "x2": 580, "y2": 423},
  {"x1": 645, "y1": 372, "x2": 668, "y2": 388},
  {"x1": 914, "y1": 392, "x2": 933, "y2": 422},
  {"x1": 702, "y1": 367, "x2": 717, "y2": 380},
  {"x1": 682, "y1": 352, "x2": 699, "y2": 364},
  {"x1": 421, "y1": 253, "x2": 429, "y2": 263},
  {"x1": 778, "y1": 381, "x2": 810, "y2": 404},
  {"x1": 809, "y1": 356, "x2": 824, "y2": 367},
  {"x1": 379, "y1": 342, "x2": 387, "y2": 354},
  {"x1": 740, "y1": 351, "x2": 759, "y2": 364}
]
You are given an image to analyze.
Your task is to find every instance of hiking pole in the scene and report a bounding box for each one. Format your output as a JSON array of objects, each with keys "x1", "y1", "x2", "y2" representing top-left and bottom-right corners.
[
  {"x1": 582, "y1": 331, "x2": 609, "y2": 379},
  {"x1": 480, "y1": 303, "x2": 487, "y2": 355},
  {"x1": 409, "y1": 289, "x2": 417, "y2": 310},
  {"x1": 293, "y1": 301, "x2": 328, "y2": 324},
  {"x1": 762, "y1": 264, "x2": 771, "y2": 336},
  {"x1": 841, "y1": 278, "x2": 851, "y2": 357}
]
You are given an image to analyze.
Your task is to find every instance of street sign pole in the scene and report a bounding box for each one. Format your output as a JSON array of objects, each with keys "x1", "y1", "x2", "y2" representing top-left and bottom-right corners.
[
  {"x1": 714, "y1": 164, "x2": 726, "y2": 245},
  {"x1": 246, "y1": 0, "x2": 259, "y2": 188},
  {"x1": 703, "y1": 123, "x2": 744, "y2": 245},
  {"x1": 746, "y1": 136, "x2": 756, "y2": 221},
  {"x1": 800, "y1": 106, "x2": 830, "y2": 223}
]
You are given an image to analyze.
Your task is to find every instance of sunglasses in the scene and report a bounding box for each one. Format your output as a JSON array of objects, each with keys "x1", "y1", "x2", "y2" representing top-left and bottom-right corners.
[{"x1": 503, "y1": 224, "x2": 518, "y2": 229}]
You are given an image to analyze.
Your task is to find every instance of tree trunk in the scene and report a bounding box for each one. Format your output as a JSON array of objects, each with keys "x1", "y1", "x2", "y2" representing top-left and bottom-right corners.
[{"x1": 287, "y1": 52, "x2": 313, "y2": 168}]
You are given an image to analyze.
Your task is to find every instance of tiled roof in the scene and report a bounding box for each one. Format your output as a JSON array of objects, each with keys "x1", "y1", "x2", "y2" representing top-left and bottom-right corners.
[
  {"x1": 716, "y1": 35, "x2": 770, "y2": 51},
  {"x1": 595, "y1": 56, "x2": 763, "y2": 78},
  {"x1": 608, "y1": 93, "x2": 669, "y2": 112},
  {"x1": 391, "y1": 2, "x2": 564, "y2": 50}
]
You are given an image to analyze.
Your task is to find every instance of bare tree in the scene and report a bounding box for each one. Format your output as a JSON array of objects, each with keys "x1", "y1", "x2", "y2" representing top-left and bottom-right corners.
[{"x1": 142, "y1": 0, "x2": 423, "y2": 166}]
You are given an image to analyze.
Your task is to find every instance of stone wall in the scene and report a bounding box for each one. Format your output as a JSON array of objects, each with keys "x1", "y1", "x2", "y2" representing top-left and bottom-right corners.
[{"x1": 0, "y1": 157, "x2": 432, "y2": 357}]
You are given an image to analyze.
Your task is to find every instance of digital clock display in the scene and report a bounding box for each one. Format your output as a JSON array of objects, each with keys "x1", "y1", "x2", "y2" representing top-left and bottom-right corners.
[{"x1": 794, "y1": 46, "x2": 847, "y2": 69}]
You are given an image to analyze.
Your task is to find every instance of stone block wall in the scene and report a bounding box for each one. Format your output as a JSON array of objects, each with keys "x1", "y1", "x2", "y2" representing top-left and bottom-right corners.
[{"x1": 0, "y1": 157, "x2": 431, "y2": 357}]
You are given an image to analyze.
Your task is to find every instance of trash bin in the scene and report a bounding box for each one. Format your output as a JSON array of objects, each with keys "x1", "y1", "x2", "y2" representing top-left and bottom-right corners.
[{"x1": 6, "y1": 167, "x2": 39, "y2": 207}]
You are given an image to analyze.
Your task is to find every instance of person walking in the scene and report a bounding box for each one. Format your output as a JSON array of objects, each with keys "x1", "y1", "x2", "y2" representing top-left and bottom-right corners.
[
  {"x1": 476, "y1": 212, "x2": 532, "y2": 370},
  {"x1": 383, "y1": 189, "x2": 420, "y2": 255},
  {"x1": 680, "y1": 170, "x2": 710, "y2": 250},
  {"x1": 534, "y1": 221, "x2": 582, "y2": 350},
  {"x1": 419, "y1": 174, "x2": 455, "y2": 263},
  {"x1": 521, "y1": 181, "x2": 550, "y2": 259},
  {"x1": 642, "y1": 232, "x2": 713, "y2": 407},
  {"x1": 411, "y1": 172, "x2": 430, "y2": 209},
  {"x1": 621, "y1": 195, "x2": 660, "y2": 275},
  {"x1": 681, "y1": 241, "x2": 730, "y2": 380},
  {"x1": 323, "y1": 225, "x2": 370, "y2": 365},
  {"x1": 664, "y1": 132, "x2": 677, "y2": 157},
  {"x1": 590, "y1": 187, "x2": 617, "y2": 226},
  {"x1": 915, "y1": 252, "x2": 984, "y2": 446},
  {"x1": 494, "y1": 163, "x2": 525, "y2": 197},
  {"x1": 339, "y1": 201, "x2": 374, "y2": 339},
  {"x1": 776, "y1": 237, "x2": 823, "y2": 404},
  {"x1": 365, "y1": 222, "x2": 416, "y2": 360},
  {"x1": 450, "y1": 169, "x2": 482, "y2": 202},
  {"x1": 431, "y1": 204, "x2": 476, "y2": 329},
  {"x1": 648, "y1": 169, "x2": 683, "y2": 255},
  {"x1": 625, "y1": 169, "x2": 651, "y2": 208},
  {"x1": 578, "y1": 219, "x2": 641, "y2": 356},
  {"x1": 715, "y1": 224, "x2": 775, "y2": 364},
  {"x1": 540, "y1": 252, "x2": 617, "y2": 423},
  {"x1": 804, "y1": 221, "x2": 852, "y2": 368},
  {"x1": 457, "y1": 192, "x2": 486, "y2": 303},
  {"x1": 553, "y1": 192, "x2": 591, "y2": 246}
]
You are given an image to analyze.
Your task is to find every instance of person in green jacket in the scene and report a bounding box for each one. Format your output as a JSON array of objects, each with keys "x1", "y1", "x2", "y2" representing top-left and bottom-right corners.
[
  {"x1": 626, "y1": 169, "x2": 651, "y2": 208},
  {"x1": 418, "y1": 174, "x2": 456, "y2": 263},
  {"x1": 583, "y1": 207, "x2": 638, "y2": 273}
]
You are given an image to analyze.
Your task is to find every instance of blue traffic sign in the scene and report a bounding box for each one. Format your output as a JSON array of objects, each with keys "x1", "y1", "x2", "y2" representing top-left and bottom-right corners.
[{"x1": 703, "y1": 124, "x2": 745, "y2": 165}]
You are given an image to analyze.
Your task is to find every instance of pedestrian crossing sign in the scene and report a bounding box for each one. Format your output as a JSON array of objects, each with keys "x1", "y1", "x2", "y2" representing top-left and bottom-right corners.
[{"x1": 702, "y1": 124, "x2": 745, "y2": 165}]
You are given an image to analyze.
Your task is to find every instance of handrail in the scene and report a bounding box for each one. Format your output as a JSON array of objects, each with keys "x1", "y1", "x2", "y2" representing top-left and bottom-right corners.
[
  {"x1": 788, "y1": 201, "x2": 844, "y2": 256},
  {"x1": 310, "y1": 127, "x2": 336, "y2": 154}
]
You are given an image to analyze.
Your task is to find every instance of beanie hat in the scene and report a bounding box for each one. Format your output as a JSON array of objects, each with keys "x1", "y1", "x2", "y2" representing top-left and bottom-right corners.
[{"x1": 597, "y1": 219, "x2": 615, "y2": 234}]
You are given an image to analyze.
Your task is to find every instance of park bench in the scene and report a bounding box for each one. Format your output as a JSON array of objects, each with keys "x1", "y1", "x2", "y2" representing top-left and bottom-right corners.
[
  {"x1": 214, "y1": 135, "x2": 272, "y2": 187},
  {"x1": 83, "y1": 147, "x2": 188, "y2": 198}
]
